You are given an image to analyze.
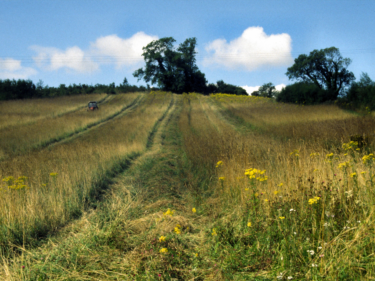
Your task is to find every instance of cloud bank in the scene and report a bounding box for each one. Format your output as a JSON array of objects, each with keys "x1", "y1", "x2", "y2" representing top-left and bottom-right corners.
[
  {"x1": 0, "y1": 58, "x2": 37, "y2": 79},
  {"x1": 204, "y1": 27, "x2": 293, "y2": 71},
  {"x1": 31, "y1": 32, "x2": 158, "y2": 73}
]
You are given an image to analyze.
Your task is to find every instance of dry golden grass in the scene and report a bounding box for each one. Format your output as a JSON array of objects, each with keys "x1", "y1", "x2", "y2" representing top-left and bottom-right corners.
[
  {"x1": 2, "y1": 93, "x2": 375, "y2": 280},
  {"x1": 0, "y1": 94, "x2": 107, "y2": 130},
  {"x1": 0, "y1": 91, "x2": 173, "y2": 253},
  {"x1": 0, "y1": 93, "x2": 140, "y2": 160}
]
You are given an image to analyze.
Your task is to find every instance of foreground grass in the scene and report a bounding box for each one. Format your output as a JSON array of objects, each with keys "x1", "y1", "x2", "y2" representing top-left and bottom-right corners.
[{"x1": 2, "y1": 93, "x2": 375, "y2": 280}]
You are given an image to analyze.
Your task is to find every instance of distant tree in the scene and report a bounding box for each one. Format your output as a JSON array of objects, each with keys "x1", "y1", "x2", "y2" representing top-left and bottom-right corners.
[
  {"x1": 343, "y1": 72, "x2": 375, "y2": 109},
  {"x1": 122, "y1": 77, "x2": 129, "y2": 87},
  {"x1": 133, "y1": 37, "x2": 208, "y2": 94},
  {"x1": 215, "y1": 80, "x2": 247, "y2": 95},
  {"x1": 251, "y1": 91, "x2": 260, "y2": 96},
  {"x1": 276, "y1": 82, "x2": 328, "y2": 104},
  {"x1": 258, "y1": 82, "x2": 276, "y2": 98},
  {"x1": 286, "y1": 47, "x2": 355, "y2": 101}
]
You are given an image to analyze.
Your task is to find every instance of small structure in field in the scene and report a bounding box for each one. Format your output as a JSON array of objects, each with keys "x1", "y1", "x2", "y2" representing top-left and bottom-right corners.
[{"x1": 87, "y1": 101, "x2": 99, "y2": 111}]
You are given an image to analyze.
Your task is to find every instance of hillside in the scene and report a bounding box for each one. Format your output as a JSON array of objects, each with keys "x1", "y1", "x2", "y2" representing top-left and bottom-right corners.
[{"x1": 1, "y1": 92, "x2": 375, "y2": 280}]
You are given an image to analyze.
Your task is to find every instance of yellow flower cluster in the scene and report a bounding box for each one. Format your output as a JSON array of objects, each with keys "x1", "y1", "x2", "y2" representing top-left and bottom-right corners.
[
  {"x1": 310, "y1": 152, "x2": 320, "y2": 158},
  {"x1": 308, "y1": 197, "x2": 321, "y2": 205},
  {"x1": 2, "y1": 176, "x2": 28, "y2": 190},
  {"x1": 290, "y1": 150, "x2": 299, "y2": 157},
  {"x1": 49, "y1": 172, "x2": 58, "y2": 177},
  {"x1": 163, "y1": 208, "x2": 174, "y2": 217},
  {"x1": 192, "y1": 207, "x2": 196, "y2": 213},
  {"x1": 159, "y1": 248, "x2": 168, "y2": 254},
  {"x1": 244, "y1": 168, "x2": 267, "y2": 181},
  {"x1": 212, "y1": 228, "x2": 217, "y2": 236},
  {"x1": 363, "y1": 154, "x2": 375, "y2": 164},
  {"x1": 350, "y1": 172, "x2": 357, "y2": 178},
  {"x1": 216, "y1": 161, "x2": 223, "y2": 168},
  {"x1": 219, "y1": 177, "x2": 225, "y2": 181},
  {"x1": 342, "y1": 141, "x2": 359, "y2": 151},
  {"x1": 174, "y1": 224, "x2": 181, "y2": 234},
  {"x1": 325, "y1": 153, "x2": 334, "y2": 163},
  {"x1": 338, "y1": 161, "x2": 350, "y2": 170},
  {"x1": 159, "y1": 235, "x2": 166, "y2": 242}
]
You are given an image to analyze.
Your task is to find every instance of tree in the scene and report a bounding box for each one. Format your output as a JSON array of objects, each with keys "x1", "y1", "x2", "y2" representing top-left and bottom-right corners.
[
  {"x1": 286, "y1": 47, "x2": 355, "y2": 101},
  {"x1": 258, "y1": 82, "x2": 276, "y2": 98},
  {"x1": 133, "y1": 37, "x2": 208, "y2": 94}
]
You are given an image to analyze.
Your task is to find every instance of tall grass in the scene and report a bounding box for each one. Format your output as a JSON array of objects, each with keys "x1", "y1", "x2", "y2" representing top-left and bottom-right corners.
[
  {"x1": 0, "y1": 93, "x2": 139, "y2": 160},
  {"x1": 0, "y1": 91, "x2": 173, "y2": 255},
  {"x1": 178, "y1": 94, "x2": 375, "y2": 279}
]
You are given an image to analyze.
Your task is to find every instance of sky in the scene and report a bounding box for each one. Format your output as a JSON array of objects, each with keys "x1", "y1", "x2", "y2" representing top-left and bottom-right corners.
[{"x1": 1, "y1": 0, "x2": 374, "y2": 94}]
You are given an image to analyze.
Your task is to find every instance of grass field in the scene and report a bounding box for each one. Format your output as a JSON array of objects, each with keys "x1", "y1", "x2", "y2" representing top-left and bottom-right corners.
[{"x1": 1, "y1": 92, "x2": 375, "y2": 280}]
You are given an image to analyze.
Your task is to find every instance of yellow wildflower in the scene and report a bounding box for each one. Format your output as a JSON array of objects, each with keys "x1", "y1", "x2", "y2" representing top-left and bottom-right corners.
[
  {"x1": 212, "y1": 228, "x2": 217, "y2": 236},
  {"x1": 274, "y1": 190, "x2": 279, "y2": 195},
  {"x1": 278, "y1": 183, "x2": 283, "y2": 187},
  {"x1": 247, "y1": 222, "x2": 252, "y2": 227},
  {"x1": 159, "y1": 248, "x2": 168, "y2": 254},
  {"x1": 350, "y1": 172, "x2": 357, "y2": 178},
  {"x1": 159, "y1": 236, "x2": 166, "y2": 242},
  {"x1": 49, "y1": 172, "x2": 58, "y2": 177},
  {"x1": 279, "y1": 217, "x2": 285, "y2": 220},
  {"x1": 219, "y1": 177, "x2": 225, "y2": 181},
  {"x1": 264, "y1": 199, "x2": 269, "y2": 202},
  {"x1": 192, "y1": 207, "x2": 196, "y2": 213},
  {"x1": 195, "y1": 253, "x2": 199, "y2": 257},
  {"x1": 163, "y1": 208, "x2": 174, "y2": 217},
  {"x1": 216, "y1": 161, "x2": 223, "y2": 168}
]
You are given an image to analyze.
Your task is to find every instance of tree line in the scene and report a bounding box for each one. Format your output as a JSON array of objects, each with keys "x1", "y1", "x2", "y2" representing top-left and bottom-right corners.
[{"x1": 0, "y1": 78, "x2": 148, "y2": 101}]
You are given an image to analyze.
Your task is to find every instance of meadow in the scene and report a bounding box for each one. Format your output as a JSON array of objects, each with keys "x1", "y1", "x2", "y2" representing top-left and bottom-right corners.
[{"x1": 1, "y1": 92, "x2": 375, "y2": 280}]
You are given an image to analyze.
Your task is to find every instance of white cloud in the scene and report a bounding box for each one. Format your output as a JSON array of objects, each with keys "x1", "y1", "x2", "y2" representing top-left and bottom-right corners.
[
  {"x1": 31, "y1": 46, "x2": 99, "y2": 73},
  {"x1": 241, "y1": 85, "x2": 260, "y2": 95},
  {"x1": 89, "y1": 32, "x2": 158, "y2": 68},
  {"x1": 241, "y1": 83, "x2": 286, "y2": 95},
  {"x1": 203, "y1": 27, "x2": 293, "y2": 71},
  {"x1": 0, "y1": 58, "x2": 37, "y2": 79},
  {"x1": 30, "y1": 32, "x2": 158, "y2": 73}
]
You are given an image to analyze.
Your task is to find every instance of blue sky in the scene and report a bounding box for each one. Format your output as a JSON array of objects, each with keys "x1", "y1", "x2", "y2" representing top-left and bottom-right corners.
[{"x1": 1, "y1": 0, "x2": 374, "y2": 94}]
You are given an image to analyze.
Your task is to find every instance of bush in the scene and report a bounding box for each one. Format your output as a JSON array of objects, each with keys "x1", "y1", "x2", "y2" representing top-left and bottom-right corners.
[{"x1": 276, "y1": 82, "x2": 331, "y2": 104}]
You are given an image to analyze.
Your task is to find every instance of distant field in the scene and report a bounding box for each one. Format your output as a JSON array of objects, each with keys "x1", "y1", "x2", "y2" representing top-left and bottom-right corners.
[
  {"x1": 0, "y1": 94, "x2": 107, "y2": 130},
  {"x1": 1, "y1": 93, "x2": 375, "y2": 280}
]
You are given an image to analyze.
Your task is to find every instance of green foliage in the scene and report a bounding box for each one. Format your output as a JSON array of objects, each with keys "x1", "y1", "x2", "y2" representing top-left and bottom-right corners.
[
  {"x1": 341, "y1": 72, "x2": 375, "y2": 110},
  {"x1": 286, "y1": 47, "x2": 355, "y2": 101},
  {"x1": 276, "y1": 82, "x2": 331, "y2": 104},
  {"x1": 258, "y1": 82, "x2": 276, "y2": 98},
  {"x1": 133, "y1": 37, "x2": 209, "y2": 94},
  {"x1": 0, "y1": 78, "x2": 148, "y2": 101}
]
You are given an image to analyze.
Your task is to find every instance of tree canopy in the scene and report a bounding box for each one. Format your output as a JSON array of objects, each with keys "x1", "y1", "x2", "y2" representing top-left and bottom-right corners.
[
  {"x1": 133, "y1": 37, "x2": 207, "y2": 94},
  {"x1": 286, "y1": 47, "x2": 355, "y2": 100},
  {"x1": 258, "y1": 82, "x2": 276, "y2": 98}
]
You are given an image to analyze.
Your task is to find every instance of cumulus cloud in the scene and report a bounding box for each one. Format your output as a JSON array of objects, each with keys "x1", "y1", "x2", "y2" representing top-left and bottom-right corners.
[
  {"x1": 203, "y1": 27, "x2": 293, "y2": 71},
  {"x1": 241, "y1": 83, "x2": 286, "y2": 95},
  {"x1": 0, "y1": 58, "x2": 37, "y2": 79},
  {"x1": 89, "y1": 32, "x2": 158, "y2": 68},
  {"x1": 31, "y1": 46, "x2": 99, "y2": 73},
  {"x1": 30, "y1": 32, "x2": 158, "y2": 73}
]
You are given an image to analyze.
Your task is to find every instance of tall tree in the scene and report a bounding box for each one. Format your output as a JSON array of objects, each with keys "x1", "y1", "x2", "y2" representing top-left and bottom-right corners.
[
  {"x1": 286, "y1": 47, "x2": 355, "y2": 100},
  {"x1": 258, "y1": 82, "x2": 276, "y2": 98},
  {"x1": 133, "y1": 37, "x2": 207, "y2": 93}
]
